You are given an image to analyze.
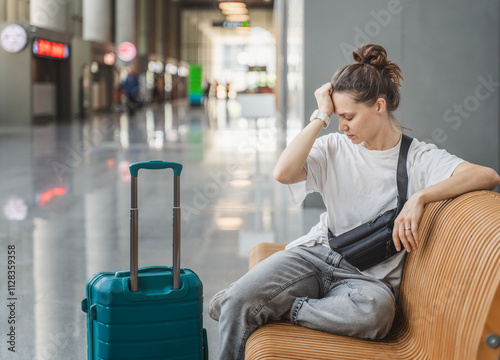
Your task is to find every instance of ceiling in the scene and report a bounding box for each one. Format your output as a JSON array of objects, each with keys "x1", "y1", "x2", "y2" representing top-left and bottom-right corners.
[{"x1": 179, "y1": 0, "x2": 274, "y2": 10}]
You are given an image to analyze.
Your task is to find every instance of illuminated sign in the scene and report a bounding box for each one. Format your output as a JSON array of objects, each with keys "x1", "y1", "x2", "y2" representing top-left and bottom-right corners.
[
  {"x1": 117, "y1": 42, "x2": 137, "y2": 62},
  {"x1": 224, "y1": 21, "x2": 249, "y2": 28},
  {"x1": 103, "y1": 52, "x2": 115, "y2": 65},
  {"x1": 33, "y1": 39, "x2": 69, "y2": 59},
  {"x1": 212, "y1": 21, "x2": 250, "y2": 28},
  {"x1": 248, "y1": 66, "x2": 267, "y2": 72},
  {"x1": 3, "y1": 196, "x2": 28, "y2": 221},
  {"x1": 188, "y1": 65, "x2": 202, "y2": 104}
]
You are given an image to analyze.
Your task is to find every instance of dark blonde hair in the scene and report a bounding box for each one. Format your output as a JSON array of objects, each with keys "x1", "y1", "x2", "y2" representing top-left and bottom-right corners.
[{"x1": 332, "y1": 44, "x2": 403, "y2": 117}]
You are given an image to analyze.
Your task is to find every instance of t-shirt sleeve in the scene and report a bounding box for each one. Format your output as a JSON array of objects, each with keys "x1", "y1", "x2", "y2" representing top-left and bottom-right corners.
[
  {"x1": 408, "y1": 141, "x2": 465, "y2": 193},
  {"x1": 287, "y1": 135, "x2": 329, "y2": 205}
]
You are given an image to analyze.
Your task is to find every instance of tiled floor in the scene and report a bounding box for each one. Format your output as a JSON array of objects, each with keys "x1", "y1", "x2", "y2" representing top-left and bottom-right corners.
[{"x1": 0, "y1": 99, "x2": 324, "y2": 359}]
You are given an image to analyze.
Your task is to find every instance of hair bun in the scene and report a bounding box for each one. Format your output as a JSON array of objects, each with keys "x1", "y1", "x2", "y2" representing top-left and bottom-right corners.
[
  {"x1": 353, "y1": 44, "x2": 388, "y2": 67},
  {"x1": 353, "y1": 44, "x2": 403, "y2": 87},
  {"x1": 331, "y1": 44, "x2": 403, "y2": 115}
]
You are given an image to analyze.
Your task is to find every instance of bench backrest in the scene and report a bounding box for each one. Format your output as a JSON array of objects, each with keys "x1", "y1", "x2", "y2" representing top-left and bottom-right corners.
[{"x1": 396, "y1": 191, "x2": 500, "y2": 359}]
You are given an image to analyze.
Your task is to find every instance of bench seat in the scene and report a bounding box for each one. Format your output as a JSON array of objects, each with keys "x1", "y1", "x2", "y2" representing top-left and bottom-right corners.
[{"x1": 245, "y1": 191, "x2": 500, "y2": 360}]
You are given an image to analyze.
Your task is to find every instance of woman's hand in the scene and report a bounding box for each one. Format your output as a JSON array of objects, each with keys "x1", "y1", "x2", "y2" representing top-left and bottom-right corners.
[
  {"x1": 314, "y1": 83, "x2": 335, "y2": 117},
  {"x1": 392, "y1": 193, "x2": 425, "y2": 253},
  {"x1": 391, "y1": 162, "x2": 500, "y2": 253}
]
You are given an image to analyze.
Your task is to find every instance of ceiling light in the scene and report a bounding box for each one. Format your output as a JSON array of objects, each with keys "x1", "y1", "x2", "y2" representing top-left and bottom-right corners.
[
  {"x1": 219, "y1": 2, "x2": 247, "y2": 10},
  {"x1": 226, "y1": 14, "x2": 250, "y2": 22},
  {"x1": 216, "y1": 217, "x2": 243, "y2": 230},
  {"x1": 222, "y1": 8, "x2": 248, "y2": 15},
  {"x1": 230, "y1": 179, "x2": 252, "y2": 188}
]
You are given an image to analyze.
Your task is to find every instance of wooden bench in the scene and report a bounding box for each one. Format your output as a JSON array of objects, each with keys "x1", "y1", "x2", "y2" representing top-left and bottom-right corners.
[{"x1": 245, "y1": 191, "x2": 500, "y2": 360}]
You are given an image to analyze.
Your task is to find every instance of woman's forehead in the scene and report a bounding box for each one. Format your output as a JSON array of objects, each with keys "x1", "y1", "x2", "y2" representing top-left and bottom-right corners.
[{"x1": 332, "y1": 92, "x2": 357, "y2": 114}]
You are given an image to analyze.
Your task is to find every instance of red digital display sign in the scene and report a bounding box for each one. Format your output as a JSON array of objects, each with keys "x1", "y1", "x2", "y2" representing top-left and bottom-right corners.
[
  {"x1": 38, "y1": 187, "x2": 66, "y2": 206},
  {"x1": 33, "y1": 39, "x2": 69, "y2": 59}
]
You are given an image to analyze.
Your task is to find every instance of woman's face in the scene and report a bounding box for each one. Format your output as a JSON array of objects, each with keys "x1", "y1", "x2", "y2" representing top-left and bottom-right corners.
[{"x1": 332, "y1": 92, "x2": 385, "y2": 147}]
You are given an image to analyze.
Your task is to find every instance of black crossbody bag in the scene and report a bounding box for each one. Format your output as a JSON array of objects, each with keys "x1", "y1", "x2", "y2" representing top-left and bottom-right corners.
[{"x1": 328, "y1": 134, "x2": 413, "y2": 271}]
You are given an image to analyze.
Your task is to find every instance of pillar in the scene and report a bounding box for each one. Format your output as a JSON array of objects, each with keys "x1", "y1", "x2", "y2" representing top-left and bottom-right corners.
[
  {"x1": 115, "y1": 0, "x2": 136, "y2": 68},
  {"x1": 83, "y1": 0, "x2": 112, "y2": 43},
  {"x1": 30, "y1": 0, "x2": 69, "y2": 32}
]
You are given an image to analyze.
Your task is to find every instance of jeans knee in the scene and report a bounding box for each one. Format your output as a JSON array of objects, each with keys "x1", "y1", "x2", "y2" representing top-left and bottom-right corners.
[
  {"x1": 221, "y1": 282, "x2": 257, "y2": 317},
  {"x1": 360, "y1": 292, "x2": 396, "y2": 339}
]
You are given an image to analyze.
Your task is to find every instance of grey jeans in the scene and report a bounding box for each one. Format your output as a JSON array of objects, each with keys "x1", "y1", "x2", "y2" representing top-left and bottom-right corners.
[{"x1": 218, "y1": 244, "x2": 396, "y2": 360}]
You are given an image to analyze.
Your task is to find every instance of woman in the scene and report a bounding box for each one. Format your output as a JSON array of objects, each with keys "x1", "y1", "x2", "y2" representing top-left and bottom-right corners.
[{"x1": 210, "y1": 44, "x2": 500, "y2": 360}]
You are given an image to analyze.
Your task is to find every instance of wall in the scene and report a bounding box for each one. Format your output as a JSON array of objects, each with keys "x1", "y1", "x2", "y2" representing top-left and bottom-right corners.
[
  {"x1": 285, "y1": 0, "x2": 305, "y2": 139},
  {"x1": 0, "y1": 23, "x2": 32, "y2": 125},
  {"x1": 401, "y1": 0, "x2": 498, "y2": 169},
  {"x1": 291, "y1": 0, "x2": 499, "y2": 207},
  {"x1": 71, "y1": 38, "x2": 91, "y2": 118}
]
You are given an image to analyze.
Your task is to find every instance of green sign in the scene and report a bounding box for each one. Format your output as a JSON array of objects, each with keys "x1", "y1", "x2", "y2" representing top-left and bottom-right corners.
[
  {"x1": 189, "y1": 65, "x2": 203, "y2": 94},
  {"x1": 188, "y1": 65, "x2": 203, "y2": 104}
]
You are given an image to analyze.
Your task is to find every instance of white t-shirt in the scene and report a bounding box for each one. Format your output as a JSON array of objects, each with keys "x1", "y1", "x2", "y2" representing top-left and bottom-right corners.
[{"x1": 287, "y1": 133, "x2": 464, "y2": 296}]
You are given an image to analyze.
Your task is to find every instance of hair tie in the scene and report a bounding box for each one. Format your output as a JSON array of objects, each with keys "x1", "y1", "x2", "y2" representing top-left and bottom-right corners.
[{"x1": 361, "y1": 59, "x2": 369, "y2": 64}]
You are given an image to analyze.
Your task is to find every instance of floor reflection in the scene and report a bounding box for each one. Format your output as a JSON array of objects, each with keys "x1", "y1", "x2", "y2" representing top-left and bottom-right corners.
[{"x1": 0, "y1": 98, "x2": 323, "y2": 359}]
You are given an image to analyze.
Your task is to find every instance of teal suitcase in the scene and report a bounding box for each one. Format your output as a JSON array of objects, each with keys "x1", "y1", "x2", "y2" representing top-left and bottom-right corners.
[{"x1": 81, "y1": 161, "x2": 208, "y2": 360}]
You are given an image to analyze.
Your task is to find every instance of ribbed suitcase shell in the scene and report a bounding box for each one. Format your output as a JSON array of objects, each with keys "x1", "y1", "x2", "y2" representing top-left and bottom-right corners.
[
  {"x1": 82, "y1": 161, "x2": 207, "y2": 359},
  {"x1": 82, "y1": 266, "x2": 206, "y2": 360}
]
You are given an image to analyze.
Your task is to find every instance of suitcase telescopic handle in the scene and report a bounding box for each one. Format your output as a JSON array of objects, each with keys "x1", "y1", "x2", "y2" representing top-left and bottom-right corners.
[{"x1": 129, "y1": 161, "x2": 183, "y2": 292}]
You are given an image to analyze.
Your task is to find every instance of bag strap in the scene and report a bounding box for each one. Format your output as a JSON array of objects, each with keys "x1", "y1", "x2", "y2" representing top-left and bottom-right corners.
[
  {"x1": 328, "y1": 134, "x2": 413, "y2": 236},
  {"x1": 396, "y1": 134, "x2": 413, "y2": 206}
]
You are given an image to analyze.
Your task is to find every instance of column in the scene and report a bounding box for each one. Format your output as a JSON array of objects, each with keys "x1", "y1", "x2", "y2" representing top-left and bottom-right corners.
[
  {"x1": 137, "y1": 0, "x2": 152, "y2": 72},
  {"x1": 83, "y1": 0, "x2": 112, "y2": 43},
  {"x1": 155, "y1": 0, "x2": 164, "y2": 56},
  {"x1": 115, "y1": 0, "x2": 136, "y2": 68},
  {"x1": 30, "y1": 0, "x2": 69, "y2": 32}
]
